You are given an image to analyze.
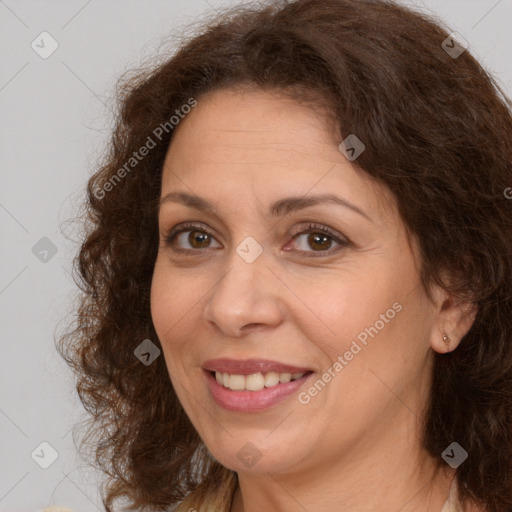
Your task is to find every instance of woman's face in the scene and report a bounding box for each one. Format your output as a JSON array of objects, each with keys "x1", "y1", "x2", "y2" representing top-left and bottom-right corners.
[{"x1": 151, "y1": 88, "x2": 442, "y2": 476}]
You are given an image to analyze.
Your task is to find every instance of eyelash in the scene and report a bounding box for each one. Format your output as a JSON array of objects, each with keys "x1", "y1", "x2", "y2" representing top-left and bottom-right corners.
[{"x1": 162, "y1": 222, "x2": 349, "y2": 257}]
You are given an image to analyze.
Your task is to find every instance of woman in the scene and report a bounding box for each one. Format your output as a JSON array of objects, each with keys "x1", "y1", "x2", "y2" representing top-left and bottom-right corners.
[{"x1": 57, "y1": 0, "x2": 512, "y2": 511}]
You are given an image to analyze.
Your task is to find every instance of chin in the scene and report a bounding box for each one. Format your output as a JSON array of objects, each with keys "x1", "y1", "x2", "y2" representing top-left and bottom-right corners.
[{"x1": 202, "y1": 429, "x2": 309, "y2": 475}]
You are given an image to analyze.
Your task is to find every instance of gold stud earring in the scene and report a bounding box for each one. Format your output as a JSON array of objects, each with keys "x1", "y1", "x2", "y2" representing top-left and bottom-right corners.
[{"x1": 442, "y1": 334, "x2": 450, "y2": 351}]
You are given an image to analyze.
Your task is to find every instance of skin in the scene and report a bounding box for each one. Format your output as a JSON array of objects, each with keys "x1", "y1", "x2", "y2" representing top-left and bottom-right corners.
[{"x1": 150, "y1": 87, "x2": 478, "y2": 512}]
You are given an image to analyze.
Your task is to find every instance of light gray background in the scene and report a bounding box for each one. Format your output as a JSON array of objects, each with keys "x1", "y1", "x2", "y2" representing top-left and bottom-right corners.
[{"x1": 1, "y1": 1, "x2": 511, "y2": 510}]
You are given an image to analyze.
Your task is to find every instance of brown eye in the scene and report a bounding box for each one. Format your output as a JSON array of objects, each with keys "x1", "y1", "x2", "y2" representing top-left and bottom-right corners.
[
  {"x1": 164, "y1": 224, "x2": 221, "y2": 252},
  {"x1": 291, "y1": 231, "x2": 342, "y2": 253},
  {"x1": 186, "y1": 230, "x2": 212, "y2": 249},
  {"x1": 307, "y1": 233, "x2": 333, "y2": 251},
  {"x1": 287, "y1": 223, "x2": 349, "y2": 256},
  {"x1": 164, "y1": 221, "x2": 349, "y2": 257}
]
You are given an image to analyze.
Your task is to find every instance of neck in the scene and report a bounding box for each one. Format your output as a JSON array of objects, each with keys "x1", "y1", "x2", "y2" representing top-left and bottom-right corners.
[{"x1": 230, "y1": 418, "x2": 456, "y2": 512}]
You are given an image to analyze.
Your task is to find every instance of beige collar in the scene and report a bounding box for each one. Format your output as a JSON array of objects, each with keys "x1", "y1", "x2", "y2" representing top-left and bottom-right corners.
[
  {"x1": 177, "y1": 471, "x2": 467, "y2": 512},
  {"x1": 440, "y1": 478, "x2": 464, "y2": 512}
]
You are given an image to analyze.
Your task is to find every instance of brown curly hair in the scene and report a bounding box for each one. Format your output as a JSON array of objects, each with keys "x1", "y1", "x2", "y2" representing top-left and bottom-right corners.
[{"x1": 57, "y1": 0, "x2": 512, "y2": 510}]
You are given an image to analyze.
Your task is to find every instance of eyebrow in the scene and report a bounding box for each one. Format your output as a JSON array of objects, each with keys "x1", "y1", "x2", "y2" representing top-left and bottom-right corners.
[{"x1": 159, "y1": 191, "x2": 372, "y2": 222}]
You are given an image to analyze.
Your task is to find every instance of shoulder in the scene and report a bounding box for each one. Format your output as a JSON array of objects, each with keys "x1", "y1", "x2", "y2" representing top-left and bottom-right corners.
[
  {"x1": 37, "y1": 508, "x2": 75, "y2": 512},
  {"x1": 442, "y1": 476, "x2": 488, "y2": 512},
  {"x1": 463, "y1": 501, "x2": 488, "y2": 512},
  {"x1": 174, "y1": 470, "x2": 238, "y2": 512}
]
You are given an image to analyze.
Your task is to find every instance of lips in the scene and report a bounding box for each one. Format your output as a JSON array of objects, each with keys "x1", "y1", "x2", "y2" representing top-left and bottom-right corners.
[
  {"x1": 202, "y1": 358, "x2": 315, "y2": 412},
  {"x1": 202, "y1": 358, "x2": 312, "y2": 375}
]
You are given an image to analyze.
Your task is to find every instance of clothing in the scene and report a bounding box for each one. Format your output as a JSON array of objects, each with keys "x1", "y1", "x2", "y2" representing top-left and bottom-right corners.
[
  {"x1": 441, "y1": 477, "x2": 464, "y2": 512},
  {"x1": 37, "y1": 508, "x2": 75, "y2": 512},
  {"x1": 174, "y1": 471, "x2": 465, "y2": 512},
  {"x1": 38, "y1": 472, "x2": 465, "y2": 511},
  {"x1": 175, "y1": 469, "x2": 238, "y2": 512}
]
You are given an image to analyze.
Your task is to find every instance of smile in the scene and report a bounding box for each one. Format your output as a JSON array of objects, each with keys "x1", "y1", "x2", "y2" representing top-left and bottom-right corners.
[
  {"x1": 214, "y1": 371, "x2": 306, "y2": 391},
  {"x1": 202, "y1": 358, "x2": 314, "y2": 412}
]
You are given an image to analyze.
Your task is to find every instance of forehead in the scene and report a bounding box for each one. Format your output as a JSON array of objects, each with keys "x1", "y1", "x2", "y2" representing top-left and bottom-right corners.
[
  {"x1": 160, "y1": 88, "x2": 396, "y2": 222},
  {"x1": 166, "y1": 89, "x2": 334, "y2": 163}
]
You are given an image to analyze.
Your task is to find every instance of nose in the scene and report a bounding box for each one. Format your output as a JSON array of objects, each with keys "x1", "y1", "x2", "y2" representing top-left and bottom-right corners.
[{"x1": 203, "y1": 248, "x2": 284, "y2": 337}]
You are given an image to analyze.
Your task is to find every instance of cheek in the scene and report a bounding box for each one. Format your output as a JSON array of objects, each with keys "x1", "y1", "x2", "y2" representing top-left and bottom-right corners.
[
  {"x1": 289, "y1": 267, "x2": 397, "y2": 357},
  {"x1": 150, "y1": 259, "x2": 198, "y2": 333},
  {"x1": 150, "y1": 263, "x2": 171, "y2": 339},
  {"x1": 150, "y1": 259, "x2": 214, "y2": 383},
  {"x1": 150, "y1": 262, "x2": 189, "y2": 364}
]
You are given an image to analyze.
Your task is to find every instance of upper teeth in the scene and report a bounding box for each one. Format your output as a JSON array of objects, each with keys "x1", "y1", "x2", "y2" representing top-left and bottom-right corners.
[{"x1": 215, "y1": 371, "x2": 305, "y2": 391}]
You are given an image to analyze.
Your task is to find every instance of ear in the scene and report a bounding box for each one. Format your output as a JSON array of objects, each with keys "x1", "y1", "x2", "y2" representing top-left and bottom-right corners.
[{"x1": 429, "y1": 284, "x2": 478, "y2": 354}]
